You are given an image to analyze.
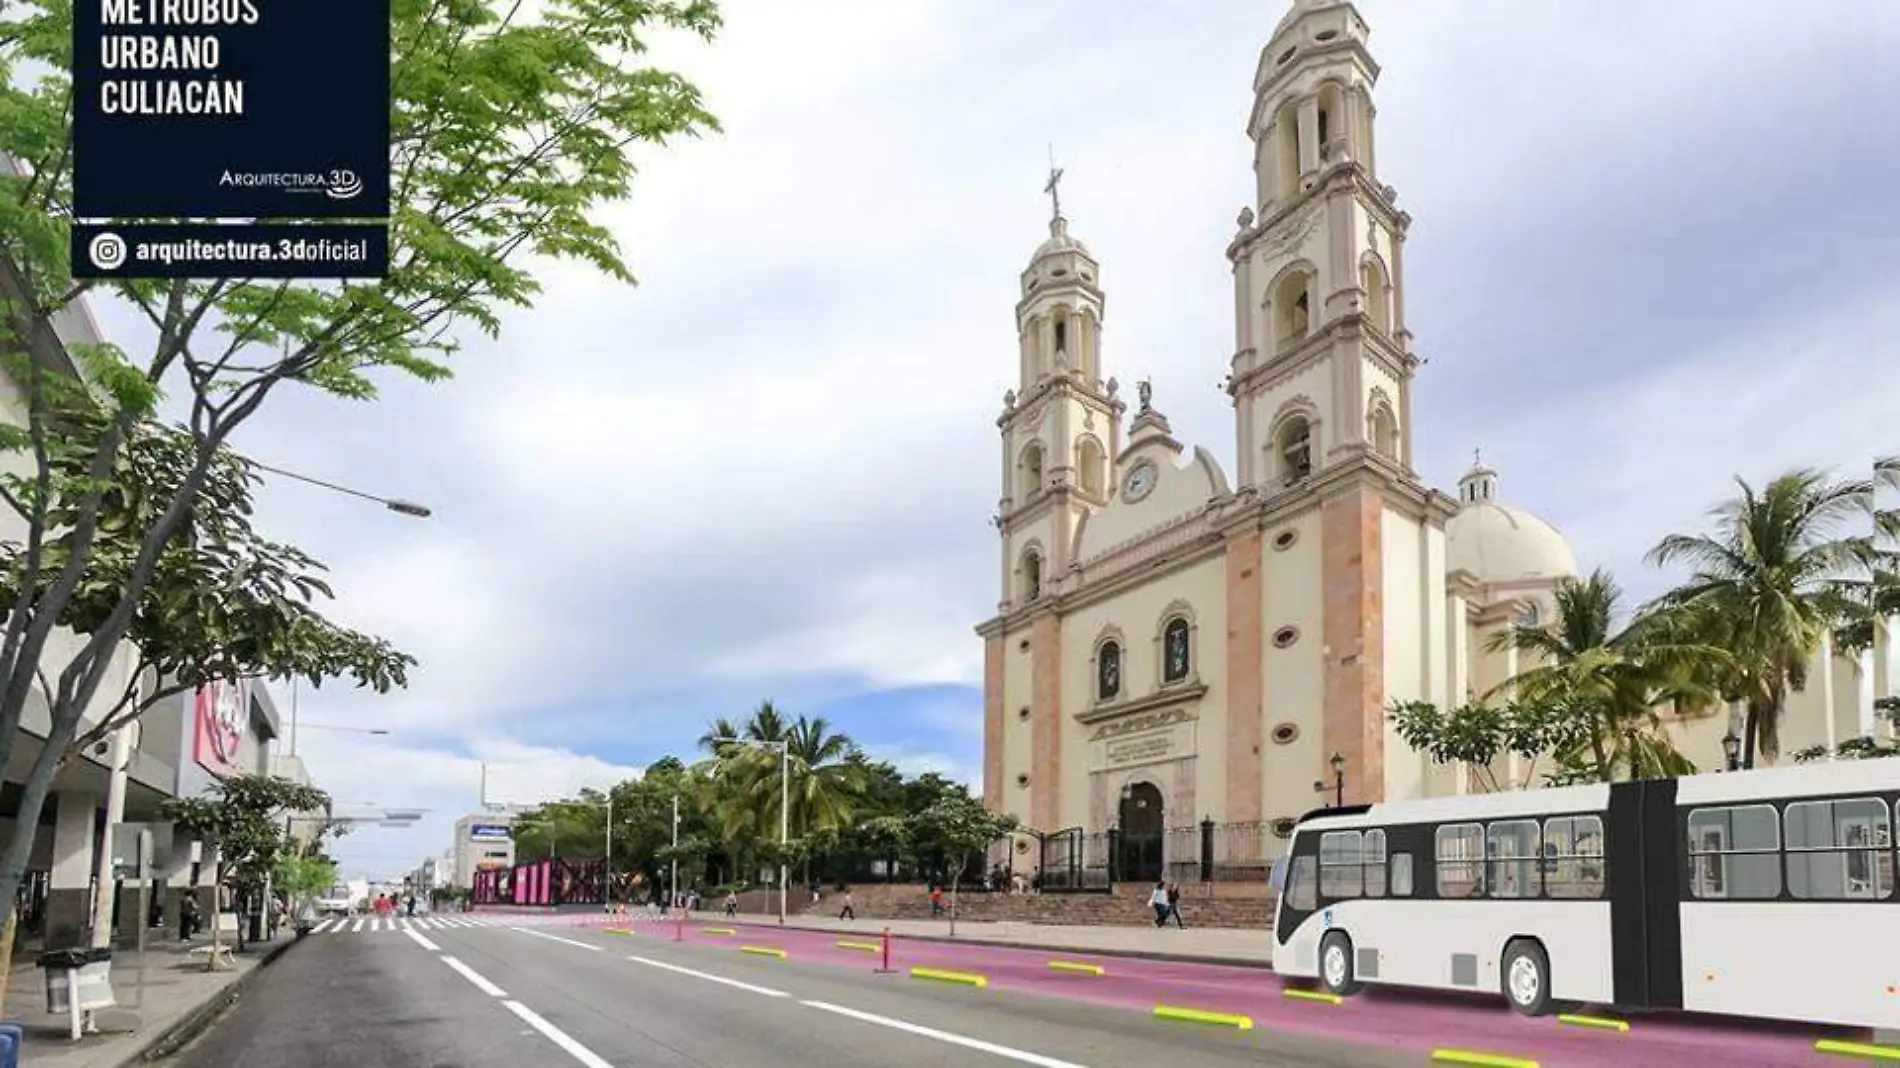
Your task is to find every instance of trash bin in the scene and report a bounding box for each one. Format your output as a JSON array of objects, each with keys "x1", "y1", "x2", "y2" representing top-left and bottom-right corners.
[{"x1": 37, "y1": 947, "x2": 115, "y2": 1016}]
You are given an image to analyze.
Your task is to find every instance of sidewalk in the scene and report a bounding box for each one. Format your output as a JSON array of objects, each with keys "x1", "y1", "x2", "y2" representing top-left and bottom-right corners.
[
  {"x1": 6, "y1": 934, "x2": 291, "y2": 1068},
  {"x1": 706, "y1": 911, "x2": 1277, "y2": 967}
]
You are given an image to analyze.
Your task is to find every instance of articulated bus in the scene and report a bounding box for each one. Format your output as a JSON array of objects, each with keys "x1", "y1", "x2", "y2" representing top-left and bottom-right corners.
[{"x1": 1269, "y1": 755, "x2": 1900, "y2": 1029}]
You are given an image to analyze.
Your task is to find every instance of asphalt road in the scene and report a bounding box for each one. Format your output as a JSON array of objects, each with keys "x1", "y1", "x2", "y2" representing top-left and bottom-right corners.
[{"x1": 166, "y1": 914, "x2": 1846, "y2": 1068}]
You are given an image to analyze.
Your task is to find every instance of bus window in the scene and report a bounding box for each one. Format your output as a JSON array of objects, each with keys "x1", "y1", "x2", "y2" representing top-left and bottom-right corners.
[
  {"x1": 1543, "y1": 815, "x2": 1606, "y2": 899},
  {"x1": 1686, "y1": 805, "x2": 1781, "y2": 900},
  {"x1": 1363, "y1": 829, "x2": 1388, "y2": 897},
  {"x1": 1487, "y1": 820, "x2": 1540, "y2": 899},
  {"x1": 1287, "y1": 854, "x2": 1318, "y2": 911},
  {"x1": 1435, "y1": 823, "x2": 1485, "y2": 898},
  {"x1": 1270, "y1": 855, "x2": 1289, "y2": 894},
  {"x1": 1390, "y1": 852, "x2": 1413, "y2": 897},
  {"x1": 1320, "y1": 831, "x2": 1364, "y2": 898},
  {"x1": 1785, "y1": 798, "x2": 1893, "y2": 901}
]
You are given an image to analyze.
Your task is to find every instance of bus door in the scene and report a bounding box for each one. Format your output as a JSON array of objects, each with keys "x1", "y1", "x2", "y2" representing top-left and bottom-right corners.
[{"x1": 1606, "y1": 778, "x2": 1684, "y2": 1010}]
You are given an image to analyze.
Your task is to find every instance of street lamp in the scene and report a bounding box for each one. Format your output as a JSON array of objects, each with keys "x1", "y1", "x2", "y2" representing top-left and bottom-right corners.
[
  {"x1": 708, "y1": 736, "x2": 790, "y2": 926},
  {"x1": 1722, "y1": 730, "x2": 1742, "y2": 772},
  {"x1": 1314, "y1": 753, "x2": 1346, "y2": 808},
  {"x1": 250, "y1": 459, "x2": 433, "y2": 518}
]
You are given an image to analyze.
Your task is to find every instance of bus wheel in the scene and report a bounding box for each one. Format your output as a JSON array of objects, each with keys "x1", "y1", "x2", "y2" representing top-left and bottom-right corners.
[
  {"x1": 1319, "y1": 932, "x2": 1363, "y2": 997},
  {"x1": 1501, "y1": 939, "x2": 1554, "y2": 1017}
]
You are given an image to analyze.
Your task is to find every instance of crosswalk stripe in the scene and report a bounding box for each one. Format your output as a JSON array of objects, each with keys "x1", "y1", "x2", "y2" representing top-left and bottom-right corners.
[{"x1": 352, "y1": 918, "x2": 366, "y2": 932}]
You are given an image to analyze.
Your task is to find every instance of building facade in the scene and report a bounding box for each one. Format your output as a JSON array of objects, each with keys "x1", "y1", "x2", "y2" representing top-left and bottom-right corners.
[
  {"x1": 975, "y1": 0, "x2": 1894, "y2": 856},
  {"x1": 452, "y1": 814, "x2": 515, "y2": 888}
]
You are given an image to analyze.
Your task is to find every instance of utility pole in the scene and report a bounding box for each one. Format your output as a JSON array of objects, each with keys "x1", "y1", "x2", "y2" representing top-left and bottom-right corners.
[
  {"x1": 670, "y1": 795, "x2": 680, "y2": 911},
  {"x1": 778, "y1": 746, "x2": 789, "y2": 927},
  {"x1": 90, "y1": 716, "x2": 138, "y2": 949}
]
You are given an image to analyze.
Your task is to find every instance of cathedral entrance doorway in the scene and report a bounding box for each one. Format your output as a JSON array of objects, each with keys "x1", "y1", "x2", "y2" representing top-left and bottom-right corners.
[{"x1": 1118, "y1": 782, "x2": 1164, "y2": 883}]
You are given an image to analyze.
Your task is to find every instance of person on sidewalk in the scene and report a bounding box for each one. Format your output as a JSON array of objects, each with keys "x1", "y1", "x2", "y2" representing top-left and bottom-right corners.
[
  {"x1": 1149, "y1": 881, "x2": 1169, "y2": 926},
  {"x1": 838, "y1": 888, "x2": 856, "y2": 921},
  {"x1": 1165, "y1": 883, "x2": 1185, "y2": 928},
  {"x1": 723, "y1": 891, "x2": 739, "y2": 918},
  {"x1": 929, "y1": 885, "x2": 947, "y2": 918}
]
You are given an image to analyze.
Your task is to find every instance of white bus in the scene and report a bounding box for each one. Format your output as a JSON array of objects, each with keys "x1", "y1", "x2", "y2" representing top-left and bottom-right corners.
[{"x1": 1269, "y1": 755, "x2": 1900, "y2": 1029}]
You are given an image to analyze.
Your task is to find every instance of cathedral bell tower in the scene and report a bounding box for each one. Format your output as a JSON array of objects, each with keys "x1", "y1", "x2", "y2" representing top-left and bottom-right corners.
[
  {"x1": 1223, "y1": 0, "x2": 1420, "y2": 492},
  {"x1": 994, "y1": 163, "x2": 1123, "y2": 611}
]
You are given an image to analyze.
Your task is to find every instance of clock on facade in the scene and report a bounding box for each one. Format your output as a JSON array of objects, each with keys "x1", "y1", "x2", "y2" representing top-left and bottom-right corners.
[{"x1": 1121, "y1": 461, "x2": 1158, "y2": 503}]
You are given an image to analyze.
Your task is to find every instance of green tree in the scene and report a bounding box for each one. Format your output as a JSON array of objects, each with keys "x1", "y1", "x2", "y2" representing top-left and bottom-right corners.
[
  {"x1": 1388, "y1": 699, "x2": 1594, "y2": 791},
  {"x1": 276, "y1": 855, "x2": 340, "y2": 908},
  {"x1": 21, "y1": 421, "x2": 417, "y2": 768},
  {"x1": 1486, "y1": 570, "x2": 1724, "y2": 782},
  {"x1": 904, "y1": 793, "x2": 1017, "y2": 934},
  {"x1": 1648, "y1": 469, "x2": 1870, "y2": 768},
  {"x1": 159, "y1": 774, "x2": 329, "y2": 964},
  {"x1": 0, "y1": 0, "x2": 720, "y2": 947}
]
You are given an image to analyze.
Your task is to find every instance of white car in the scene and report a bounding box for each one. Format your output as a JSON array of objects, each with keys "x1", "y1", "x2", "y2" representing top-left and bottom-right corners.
[{"x1": 315, "y1": 886, "x2": 355, "y2": 916}]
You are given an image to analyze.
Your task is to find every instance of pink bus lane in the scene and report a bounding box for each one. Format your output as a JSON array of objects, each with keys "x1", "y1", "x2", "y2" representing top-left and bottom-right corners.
[{"x1": 702, "y1": 921, "x2": 1849, "y2": 1068}]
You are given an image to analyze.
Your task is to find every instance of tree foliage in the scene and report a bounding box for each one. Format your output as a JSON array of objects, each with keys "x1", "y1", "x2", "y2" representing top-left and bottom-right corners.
[
  {"x1": 1388, "y1": 699, "x2": 1593, "y2": 792},
  {"x1": 159, "y1": 774, "x2": 331, "y2": 903}
]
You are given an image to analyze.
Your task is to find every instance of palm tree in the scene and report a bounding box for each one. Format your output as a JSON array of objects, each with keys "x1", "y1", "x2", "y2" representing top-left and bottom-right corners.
[
  {"x1": 1647, "y1": 469, "x2": 1870, "y2": 769},
  {"x1": 1485, "y1": 569, "x2": 1724, "y2": 782}
]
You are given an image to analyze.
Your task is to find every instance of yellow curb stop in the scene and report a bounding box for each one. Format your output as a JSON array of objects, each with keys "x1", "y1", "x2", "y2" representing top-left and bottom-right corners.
[
  {"x1": 837, "y1": 940, "x2": 881, "y2": 952},
  {"x1": 1282, "y1": 988, "x2": 1342, "y2": 1005},
  {"x1": 1429, "y1": 1050, "x2": 1539, "y2": 1068},
  {"x1": 1556, "y1": 1013, "x2": 1629, "y2": 1033},
  {"x1": 909, "y1": 967, "x2": 989, "y2": 988},
  {"x1": 739, "y1": 945, "x2": 787, "y2": 959},
  {"x1": 1151, "y1": 1005, "x2": 1254, "y2": 1031},
  {"x1": 702, "y1": 927, "x2": 736, "y2": 935},
  {"x1": 1047, "y1": 961, "x2": 1105, "y2": 976},
  {"x1": 1815, "y1": 1039, "x2": 1900, "y2": 1062}
]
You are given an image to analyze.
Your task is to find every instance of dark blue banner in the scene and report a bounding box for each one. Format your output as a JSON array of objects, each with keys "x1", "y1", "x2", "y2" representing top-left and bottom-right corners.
[
  {"x1": 72, "y1": 0, "x2": 390, "y2": 220},
  {"x1": 71, "y1": 222, "x2": 389, "y2": 278}
]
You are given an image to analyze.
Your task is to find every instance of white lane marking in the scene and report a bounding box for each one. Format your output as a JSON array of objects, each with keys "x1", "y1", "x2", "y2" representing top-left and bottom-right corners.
[
  {"x1": 311, "y1": 919, "x2": 334, "y2": 933},
  {"x1": 441, "y1": 955, "x2": 508, "y2": 997},
  {"x1": 351, "y1": 917, "x2": 365, "y2": 932},
  {"x1": 624, "y1": 955, "x2": 789, "y2": 998},
  {"x1": 511, "y1": 927, "x2": 602, "y2": 951},
  {"x1": 405, "y1": 927, "x2": 442, "y2": 952},
  {"x1": 504, "y1": 1000, "x2": 615, "y2": 1068},
  {"x1": 802, "y1": 1001, "x2": 1092, "y2": 1068}
]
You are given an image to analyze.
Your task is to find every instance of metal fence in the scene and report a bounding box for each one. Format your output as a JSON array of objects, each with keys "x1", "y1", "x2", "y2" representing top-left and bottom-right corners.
[{"x1": 1029, "y1": 819, "x2": 1282, "y2": 891}]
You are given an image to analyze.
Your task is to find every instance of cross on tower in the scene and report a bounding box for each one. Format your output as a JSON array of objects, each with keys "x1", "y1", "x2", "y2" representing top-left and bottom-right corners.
[{"x1": 1044, "y1": 145, "x2": 1064, "y2": 223}]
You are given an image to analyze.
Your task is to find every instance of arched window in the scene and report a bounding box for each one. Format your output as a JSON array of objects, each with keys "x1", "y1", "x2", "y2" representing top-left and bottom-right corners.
[
  {"x1": 1276, "y1": 103, "x2": 1301, "y2": 198},
  {"x1": 1317, "y1": 83, "x2": 1345, "y2": 163},
  {"x1": 1360, "y1": 258, "x2": 1391, "y2": 336},
  {"x1": 1276, "y1": 414, "x2": 1314, "y2": 486},
  {"x1": 1021, "y1": 441, "x2": 1045, "y2": 498},
  {"x1": 1366, "y1": 402, "x2": 1398, "y2": 459},
  {"x1": 1076, "y1": 436, "x2": 1106, "y2": 497},
  {"x1": 1021, "y1": 549, "x2": 1043, "y2": 601},
  {"x1": 1272, "y1": 270, "x2": 1312, "y2": 345},
  {"x1": 1096, "y1": 640, "x2": 1122, "y2": 701},
  {"x1": 1162, "y1": 617, "x2": 1191, "y2": 683}
]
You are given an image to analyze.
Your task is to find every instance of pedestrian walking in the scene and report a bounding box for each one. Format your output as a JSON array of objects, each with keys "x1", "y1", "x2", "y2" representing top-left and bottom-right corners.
[
  {"x1": 1149, "y1": 881, "x2": 1169, "y2": 927},
  {"x1": 724, "y1": 891, "x2": 739, "y2": 918},
  {"x1": 929, "y1": 885, "x2": 947, "y2": 918},
  {"x1": 838, "y1": 888, "x2": 856, "y2": 921},
  {"x1": 1166, "y1": 882, "x2": 1185, "y2": 928}
]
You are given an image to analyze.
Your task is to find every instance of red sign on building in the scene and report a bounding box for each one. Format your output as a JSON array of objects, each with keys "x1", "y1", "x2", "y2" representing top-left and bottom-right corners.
[{"x1": 193, "y1": 681, "x2": 249, "y2": 777}]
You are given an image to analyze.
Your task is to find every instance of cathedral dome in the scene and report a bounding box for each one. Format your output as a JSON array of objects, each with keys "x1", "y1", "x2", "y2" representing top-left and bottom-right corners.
[
  {"x1": 1444, "y1": 459, "x2": 1576, "y2": 585},
  {"x1": 1031, "y1": 216, "x2": 1091, "y2": 263}
]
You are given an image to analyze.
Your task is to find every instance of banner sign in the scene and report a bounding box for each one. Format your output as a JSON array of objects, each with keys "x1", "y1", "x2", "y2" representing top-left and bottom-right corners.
[
  {"x1": 468, "y1": 824, "x2": 512, "y2": 842},
  {"x1": 70, "y1": 0, "x2": 391, "y2": 277},
  {"x1": 192, "y1": 680, "x2": 248, "y2": 778}
]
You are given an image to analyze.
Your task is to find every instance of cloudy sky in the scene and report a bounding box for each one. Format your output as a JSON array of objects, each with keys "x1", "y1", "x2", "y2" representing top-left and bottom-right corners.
[{"x1": 92, "y1": 0, "x2": 1900, "y2": 880}]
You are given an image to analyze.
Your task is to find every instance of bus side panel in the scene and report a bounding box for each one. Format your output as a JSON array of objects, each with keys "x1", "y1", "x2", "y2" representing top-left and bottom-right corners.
[
  {"x1": 1679, "y1": 903, "x2": 1900, "y2": 1029},
  {"x1": 1318, "y1": 900, "x2": 1613, "y2": 1003},
  {"x1": 1607, "y1": 778, "x2": 1684, "y2": 1009}
]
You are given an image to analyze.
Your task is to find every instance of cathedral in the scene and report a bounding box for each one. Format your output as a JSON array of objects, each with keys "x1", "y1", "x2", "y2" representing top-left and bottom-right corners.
[{"x1": 974, "y1": 0, "x2": 1868, "y2": 851}]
